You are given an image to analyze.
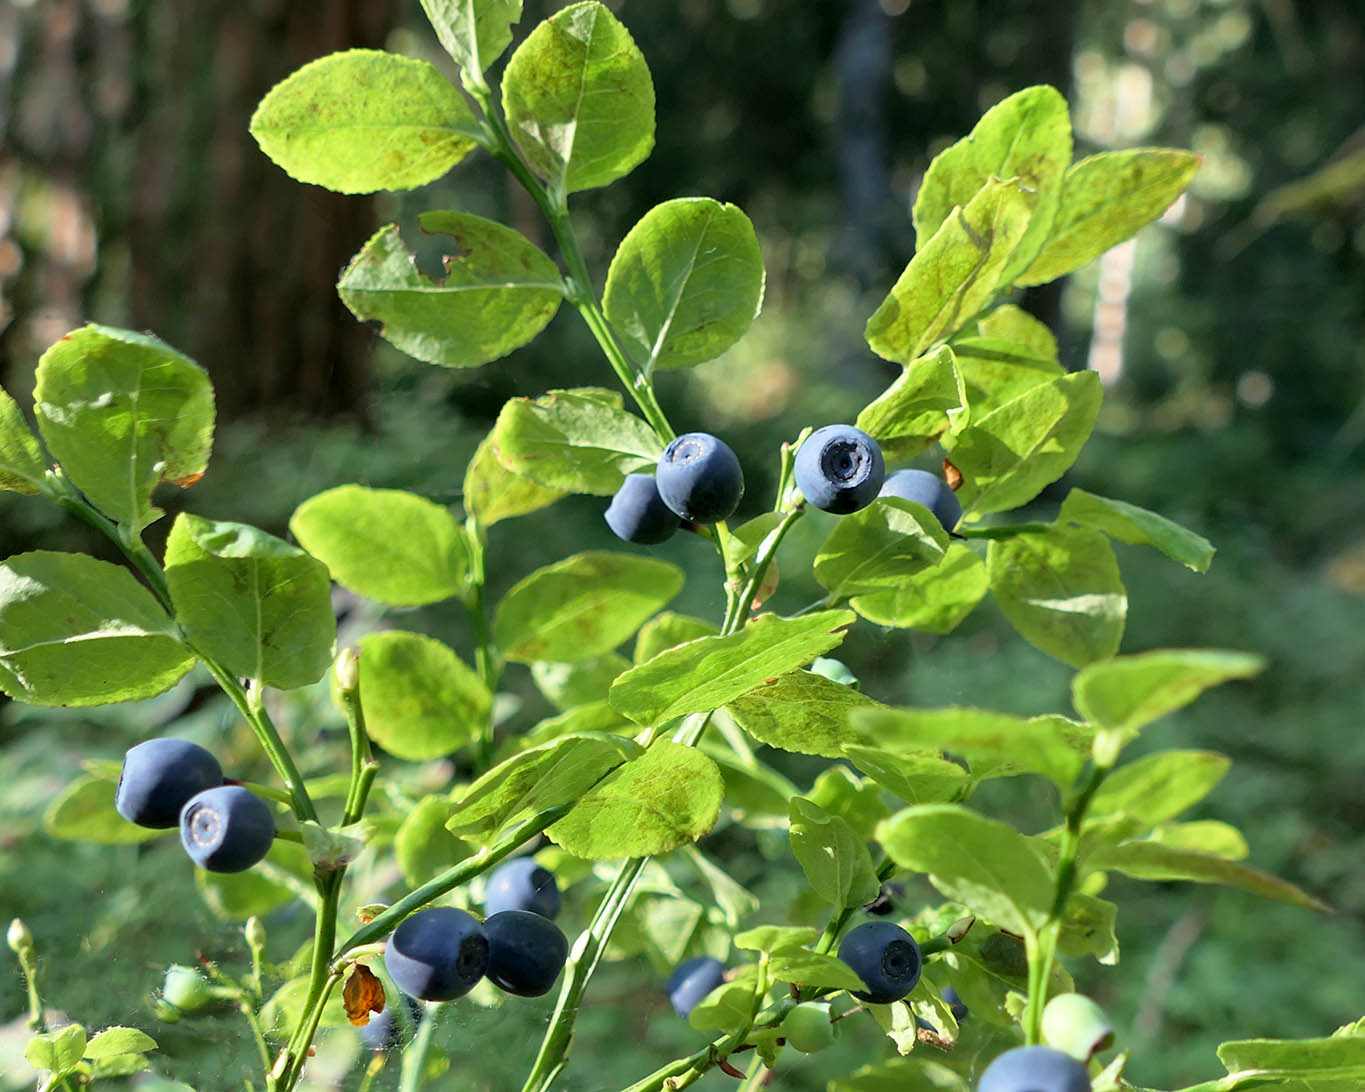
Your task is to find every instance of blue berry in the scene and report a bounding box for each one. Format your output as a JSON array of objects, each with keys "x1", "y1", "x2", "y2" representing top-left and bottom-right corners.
[
  {"x1": 484, "y1": 857, "x2": 561, "y2": 919},
  {"x1": 977, "y1": 1045, "x2": 1092, "y2": 1092},
  {"x1": 384, "y1": 907, "x2": 489, "y2": 1002},
  {"x1": 879, "y1": 468, "x2": 962, "y2": 533},
  {"x1": 943, "y1": 985, "x2": 969, "y2": 1021},
  {"x1": 837, "y1": 921, "x2": 921, "y2": 1004},
  {"x1": 794, "y1": 425, "x2": 885, "y2": 513},
  {"x1": 483, "y1": 910, "x2": 569, "y2": 997},
  {"x1": 605, "y1": 474, "x2": 680, "y2": 544},
  {"x1": 179, "y1": 786, "x2": 274, "y2": 873},
  {"x1": 358, "y1": 994, "x2": 422, "y2": 1052},
  {"x1": 666, "y1": 955, "x2": 726, "y2": 1018},
  {"x1": 656, "y1": 433, "x2": 744, "y2": 523},
  {"x1": 115, "y1": 738, "x2": 223, "y2": 829}
]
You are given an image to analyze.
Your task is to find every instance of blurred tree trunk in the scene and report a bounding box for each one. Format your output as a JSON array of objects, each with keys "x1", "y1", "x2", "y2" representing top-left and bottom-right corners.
[{"x1": 1, "y1": 0, "x2": 400, "y2": 423}]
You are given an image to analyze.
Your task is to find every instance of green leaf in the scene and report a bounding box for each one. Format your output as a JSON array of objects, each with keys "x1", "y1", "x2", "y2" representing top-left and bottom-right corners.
[
  {"x1": 196, "y1": 841, "x2": 312, "y2": 921},
  {"x1": 603, "y1": 198, "x2": 764, "y2": 373},
  {"x1": 249, "y1": 50, "x2": 480, "y2": 194},
  {"x1": 866, "y1": 179, "x2": 1032, "y2": 364},
  {"x1": 290, "y1": 484, "x2": 468, "y2": 606},
  {"x1": 463, "y1": 430, "x2": 563, "y2": 528},
  {"x1": 988, "y1": 526, "x2": 1126, "y2": 668},
  {"x1": 849, "y1": 706, "x2": 1093, "y2": 790},
  {"x1": 351, "y1": 630, "x2": 491, "y2": 760},
  {"x1": 0, "y1": 551, "x2": 194, "y2": 706},
  {"x1": 0, "y1": 385, "x2": 46, "y2": 493},
  {"x1": 877, "y1": 804, "x2": 1054, "y2": 935},
  {"x1": 609, "y1": 610, "x2": 855, "y2": 728},
  {"x1": 494, "y1": 551, "x2": 683, "y2": 663},
  {"x1": 490, "y1": 387, "x2": 662, "y2": 495},
  {"x1": 913, "y1": 85, "x2": 1072, "y2": 286},
  {"x1": 687, "y1": 971, "x2": 757, "y2": 1033},
  {"x1": 1057, "y1": 892, "x2": 1119, "y2": 964},
  {"x1": 856, "y1": 346, "x2": 968, "y2": 459},
  {"x1": 338, "y1": 211, "x2": 564, "y2": 368},
  {"x1": 531, "y1": 653, "x2": 631, "y2": 710},
  {"x1": 1072, "y1": 648, "x2": 1264, "y2": 735},
  {"x1": 420, "y1": 0, "x2": 522, "y2": 73},
  {"x1": 850, "y1": 543, "x2": 988, "y2": 634},
  {"x1": 502, "y1": 1, "x2": 654, "y2": 194},
  {"x1": 25, "y1": 1024, "x2": 87, "y2": 1075},
  {"x1": 84, "y1": 1028, "x2": 157, "y2": 1060},
  {"x1": 952, "y1": 325, "x2": 1065, "y2": 421},
  {"x1": 1148, "y1": 819, "x2": 1248, "y2": 860},
  {"x1": 685, "y1": 846, "x2": 761, "y2": 925},
  {"x1": 165, "y1": 514, "x2": 335, "y2": 690},
  {"x1": 549, "y1": 741, "x2": 724, "y2": 859},
  {"x1": 725, "y1": 669, "x2": 882, "y2": 759},
  {"x1": 1059, "y1": 487, "x2": 1216, "y2": 572},
  {"x1": 946, "y1": 370, "x2": 1102, "y2": 518},
  {"x1": 1018, "y1": 148, "x2": 1201, "y2": 286},
  {"x1": 814, "y1": 497, "x2": 949, "y2": 600},
  {"x1": 447, "y1": 733, "x2": 638, "y2": 839},
  {"x1": 807, "y1": 766, "x2": 889, "y2": 842},
  {"x1": 840, "y1": 746, "x2": 970, "y2": 806},
  {"x1": 259, "y1": 977, "x2": 350, "y2": 1037},
  {"x1": 395, "y1": 796, "x2": 473, "y2": 887},
  {"x1": 733, "y1": 925, "x2": 819, "y2": 954},
  {"x1": 1217, "y1": 1035, "x2": 1365, "y2": 1090},
  {"x1": 768, "y1": 950, "x2": 867, "y2": 992},
  {"x1": 789, "y1": 796, "x2": 880, "y2": 908},
  {"x1": 705, "y1": 740, "x2": 801, "y2": 824},
  {"x1": 1087, "y1": 749, "x2": 1230, "y2": 830},
  {"x1": 521, "y1": 700, "x2": 632, "y2": 747},
  {"x1": 34, "y1": 325, "x2": 213, "y2": 531},
  {"x1": 44, "y1": 776, "x2": 163, "y2": 844},
  {"x1": 633, "y1": 611, "x2": 718, "y2": 664},
  {"x1": 1090, "y1": 840, "x2": 1329, "y2": 912}
]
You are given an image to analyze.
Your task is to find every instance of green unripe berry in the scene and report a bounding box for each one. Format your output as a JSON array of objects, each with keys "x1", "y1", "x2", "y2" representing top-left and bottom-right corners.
[
  {"x1": 780, "y1": 1002, "x2": 838, "y2": 1054},
  {"x1": 162, "y1": 964, "x2": 215, "y2": 1013},
  {"x1": 7, "y1": 918, "x2": 34, "y2": 959},
  {"x1": 1042, "y1": 992, "x2": 1115, "y2": 1062}
]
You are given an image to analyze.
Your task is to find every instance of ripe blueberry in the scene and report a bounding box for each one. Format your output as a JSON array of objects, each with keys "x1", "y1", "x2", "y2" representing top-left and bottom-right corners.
[
  {"x1": 837, "y1": 921, "x2": 922, "y2": 1004},
  {"x1": 794, "y1": 425, "x2": 885, "y2": 514},
  {"x1": 879, "y1": 468, "x2": 962, "y2": 534},
  {"x1": 359, "y1": 994, "x2": 422, "y2": 1052},
  {"x1": 115, "y1": 738, "x2": 223, "y2": 829},
  {"x1": 482, "y1": 910, "x2": 569, "y2": 997},
  {"x1": 943, "y1": 985, "x2": 969, "y2": 1022},
  {"x1": 179, "y1": 785, "x2": 274, "y2": 873},
  {"x1": 656, "y1": 433, "x2": 744, "y2": 523},
  {"x1": 666, "y1": 955, "x2": 726, "y2": 1018},
  {"x1": 384, "y1": 907, "x2": 489, "y2": 1002},
  {"x1": 977, "y1": 1045, "x2": 1092, "y2": 1092},
  {"x1": 483, "y1": 857, "x2": 561, "y2": 920},
  {"x1": 605, "y1": 474, "x2": 680, "y2": 545}
]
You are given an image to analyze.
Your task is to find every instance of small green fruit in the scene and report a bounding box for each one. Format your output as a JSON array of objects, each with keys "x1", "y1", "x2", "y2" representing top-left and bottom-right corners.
[
  {"x1": 780, "y1": 1002, "x2": 838, "y2": 1054},
  {"x1": 1042, "y1": 992, "x2": 1114, "y2": 1061},
  {"x1": 162, "y1": 964, "x2": 215, "y2": 1013}
]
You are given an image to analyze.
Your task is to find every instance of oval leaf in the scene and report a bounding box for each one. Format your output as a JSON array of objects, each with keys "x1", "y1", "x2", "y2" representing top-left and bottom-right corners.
[
  {"x1": 609, "y1": 610, "x2": 856, "y2": 728},
  {"x1": 789, "y1": 796, "x2": 880, "y2": 908},
  {"x1": 0, "y1": 384, "x2": 46, "y2": 494},
  {"x1": 1060, "y1": 488, "x2": 1215, "y2": 572},
  {"x1": 338, "y1": 211, "x2": 564, "y2": 368},
  {"x1": 463, "y1": 430, "x2": 564, "y2": 528},
  {"x1": 548, "y1": 741, "x2": 724, "y2": 859},
  {"x1": 850, "y1": 542, "x2": 988, "y2": 634},
  {"x1": 249, "y1": 49, "x2": 480, "y2": 194},
  {"x1": 34, "y1": 325, "x2": 213, "y2": 531},
  {"x1": 420, "y1": 0, "x2": 523, "y2": 73},
  {"x1": 395, "y1": 796, "x2": 474, "y2": 888},
  {"x1": 45, "y1": 776, "x2": 164, "y2": 845},
  {"x1": 501, "y1": 1, "x2": 655, "y2": 193},
  {"x1": 604, "y1": 198, "x2": 764, "y2": 372},
  {"x1": 290, "y1": 485, "x2": 469, "y2": 606},
  {"x1": 987, "y1": 526, "x2": 1126, "y2": 668},
  {"x1": 351, "y1": 630, "x2": 490, "y2": 760},
  {"x1": 1071, "y1": 647, "x2": 1263, "y2": 735},
  {"x1": 856, "y1": 345, "x2": 968, "y2": 459},
  {"x1": 726, "y1": 669, "x2": 883, "y2": 759},
  {"x1": 493, "y1": 551, "x2": 683, "y2": 663},
  {"x1": 814, "y1": 497, "x2": 949, "y2": 600},
  {"x1": 0, "y1": 551, "x2": 194, "y2": 706},
  {"x1": 166, "y1": 514, "x2": 335, "y2": 690}
]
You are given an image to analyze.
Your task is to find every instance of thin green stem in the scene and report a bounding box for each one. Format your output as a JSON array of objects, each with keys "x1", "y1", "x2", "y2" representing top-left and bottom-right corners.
[
  {"x1": 335, "y1": 649, "x2": 379, "y2": 827},
  {"x1": 462, "y1": 520, "x2": 502, "y2": 774},
  {"x1": 722, "y1": 507, "x2": 805, "y2": 634},
  {"x1": 736, "y1": 1054, "x2": 767, "y2": 1092},
  {"x1": 518, "y1": 857, "x2": 648, "y2": 1092},
  {"x1": 398, "y1": 1002, "x2": 444, "y2": 1092},
  {"x1": 239, "y1": 1000, "x2": 273, "y2": 1076},
  {"x1": 331, "y1": 803, "x2": 575, "y2": 964},
  {"x1": 274, "y1": 870, "x2": 344, "y2": 1090}
]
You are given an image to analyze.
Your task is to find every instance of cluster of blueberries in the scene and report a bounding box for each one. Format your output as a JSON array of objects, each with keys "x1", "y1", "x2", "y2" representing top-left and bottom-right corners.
[
  {"x1": 115, "y1": 738, "x2": 275, "y2": 872},
  {"x1": 605, "y1": 424, "x2": 962, "y2": 544}
]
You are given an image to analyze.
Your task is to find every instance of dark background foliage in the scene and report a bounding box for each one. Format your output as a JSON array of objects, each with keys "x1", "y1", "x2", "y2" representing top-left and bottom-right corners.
[{"x1": 1, "y1": 1, "x2": 1363, "y2": 1089}]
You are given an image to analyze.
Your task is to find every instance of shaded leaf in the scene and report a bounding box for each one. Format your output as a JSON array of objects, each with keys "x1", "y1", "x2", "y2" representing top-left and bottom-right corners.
[
  {"x1": 814, "y1": 497, "x2": 949, "y2": 600},
  {"x1": 45, "y1": 777, "x2": 163, "y2": 845},
  {"x1": 1091, "y1": 840, "x2": 1329, "y2": 912},
  {"x1": 338, "y1": 211, "x2": 564, "y2": 368},
  {"x1": 463, "y1": 430, "x2": 563, "y2": 528},
  {"x1": 840, "y1": 746, "x2": 970, "y2": 807},
  {"x1": 1087, "y1": 749, "x2": 1230, "y2": 830},
  {"x1": 0, "y1": 384, "x2": 46, "y2": 493},
  {"x1": 84, "y1": 1027, "x2": 157, "y2": 1060},
  {"x1": 856, "y1": 346, "x2": 968, "y2": 459},
  {"x1": 633, "y1": 611, "x2": 717, "y2": 665},
  {"x1": 789, "y1": 796, "x2": 880, "y2": 908},
  {"x1": 1060, "y1": 487, "x2": 1215, "y2": 572},
  {"x1": 850, "y1": 543, "x2": 988, "y2": 634},
  {"x1": 395, "y1": 796, "x2": 473, "y2": 887},
  {"x1": 1217, "y1": 1035, "x2": 1365, "y2": 1091}
]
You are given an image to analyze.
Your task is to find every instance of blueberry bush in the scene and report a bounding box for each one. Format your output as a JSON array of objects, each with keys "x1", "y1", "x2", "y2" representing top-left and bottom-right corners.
[{"x1": 2, "y1": 3, "x2": 1360, "y2": 1091}]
